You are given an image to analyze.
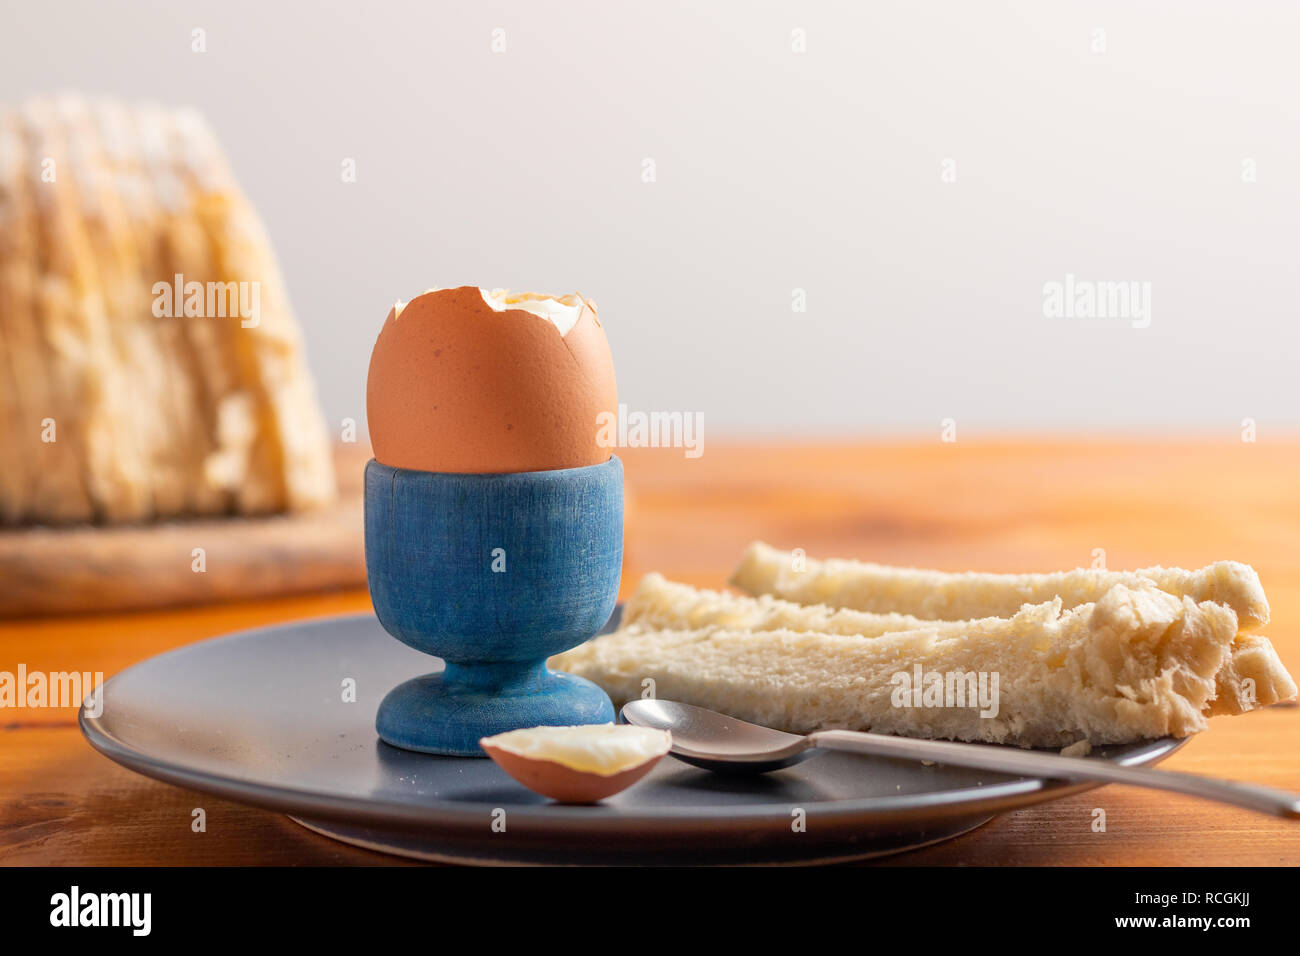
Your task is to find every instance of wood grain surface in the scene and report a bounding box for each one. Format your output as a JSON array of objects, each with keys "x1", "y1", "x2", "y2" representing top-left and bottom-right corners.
[{"x1": 2, "y1": 439, "x2": 1298, "y2": 865}]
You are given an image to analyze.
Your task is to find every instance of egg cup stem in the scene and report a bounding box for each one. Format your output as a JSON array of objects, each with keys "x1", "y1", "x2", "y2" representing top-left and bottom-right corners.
[
  {"x1": 376, "y1": 668, "x2": 615, "y2": 757},
  {"x1": 364, "y1": 457, "x2": 623, "y2": 756}
]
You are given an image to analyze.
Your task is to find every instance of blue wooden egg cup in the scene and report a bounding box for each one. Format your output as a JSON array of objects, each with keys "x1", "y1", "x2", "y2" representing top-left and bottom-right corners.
[{"x1": 365, "y1": 456, "x2": 622, "y2": 756}]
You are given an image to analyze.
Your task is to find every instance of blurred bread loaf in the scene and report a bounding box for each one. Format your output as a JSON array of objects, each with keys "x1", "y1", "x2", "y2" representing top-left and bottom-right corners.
[{"x1": 0, "y1": 96, "x2": 335, "y2": 525}]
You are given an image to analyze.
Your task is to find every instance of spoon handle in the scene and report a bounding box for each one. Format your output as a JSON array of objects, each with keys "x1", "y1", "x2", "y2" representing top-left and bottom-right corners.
[{"x1": 809, "y1": 730, "x2": 1300, "y2": 818}]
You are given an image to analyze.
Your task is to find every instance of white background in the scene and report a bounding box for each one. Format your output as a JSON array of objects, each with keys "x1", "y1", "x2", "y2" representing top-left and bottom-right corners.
[{"x1": 4, "y1": 0, "x2": 1297, "y2": 437}]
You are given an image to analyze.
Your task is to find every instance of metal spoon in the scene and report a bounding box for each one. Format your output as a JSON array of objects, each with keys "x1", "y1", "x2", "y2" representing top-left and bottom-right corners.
[{"x1": 620, "y1": 699, "x2": 1300, "y2": 818}]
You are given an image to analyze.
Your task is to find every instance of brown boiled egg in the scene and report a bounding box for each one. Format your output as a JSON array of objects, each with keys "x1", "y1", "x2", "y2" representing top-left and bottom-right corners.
[
  {"x1": 480, "y1": 724, "x2": 672, "y2": 803},
  {"x1": 366, "y1": 286, "x2": 617, "y2": 473}
]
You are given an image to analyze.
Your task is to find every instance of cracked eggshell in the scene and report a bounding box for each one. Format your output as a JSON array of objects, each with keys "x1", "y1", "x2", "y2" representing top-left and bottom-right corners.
[
  {"x1": 366, "y1": 286, "x2": 617, "y2": 474},
  {"x1": 481, "y1": 724, "x2": 672, "y2": 804}
]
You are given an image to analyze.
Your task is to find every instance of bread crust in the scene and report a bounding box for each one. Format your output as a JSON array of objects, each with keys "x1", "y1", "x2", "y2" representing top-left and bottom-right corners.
[{"x1": 731, "y1": 541, "x2": 1270, "y2": 631}]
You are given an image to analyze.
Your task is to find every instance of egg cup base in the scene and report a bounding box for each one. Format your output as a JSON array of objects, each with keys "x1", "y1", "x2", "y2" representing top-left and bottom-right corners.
[{"x1": 376, "y1": 667, "x2": 616, "y2": 757}]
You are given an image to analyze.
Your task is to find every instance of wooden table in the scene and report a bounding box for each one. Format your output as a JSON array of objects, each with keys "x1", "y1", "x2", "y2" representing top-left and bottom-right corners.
[{"x1": 3, "y1": 440, "x2": 1298, "y2": 865}]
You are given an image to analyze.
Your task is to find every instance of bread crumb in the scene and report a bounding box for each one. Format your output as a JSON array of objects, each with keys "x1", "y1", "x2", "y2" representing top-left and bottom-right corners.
[{"x1": 1060, "y1": 739, "x2": 1092, "y2": 757}]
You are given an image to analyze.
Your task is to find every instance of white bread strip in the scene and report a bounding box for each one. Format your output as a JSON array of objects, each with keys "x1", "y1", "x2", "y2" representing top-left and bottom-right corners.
[
  {"x1": 553, "y1": 582, "x2": 1241, "y2": 748},
  {"x1": 626, "y1": 571, "x2": 951, "y2": 636},
  {"x1": 622, "y1": 572, "x2": 1295, "y2": 717},
  {"x1": 732, "y1": 541, "x2": 1270, "y2": 631}
]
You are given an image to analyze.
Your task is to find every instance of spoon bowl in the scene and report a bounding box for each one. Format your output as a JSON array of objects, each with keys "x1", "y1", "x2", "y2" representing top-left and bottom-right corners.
[{"x1": 621, "y1": 699, "x2": 813, "y2": 773}]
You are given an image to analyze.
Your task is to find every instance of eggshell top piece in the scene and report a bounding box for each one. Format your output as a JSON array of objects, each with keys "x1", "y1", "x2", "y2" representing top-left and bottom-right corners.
[
  {"x1": 367, "y1": 287, "x2": 617, "y2": 474},
  {"x1": 481, "y1": 724, "x2": 672, "y2": 776}
]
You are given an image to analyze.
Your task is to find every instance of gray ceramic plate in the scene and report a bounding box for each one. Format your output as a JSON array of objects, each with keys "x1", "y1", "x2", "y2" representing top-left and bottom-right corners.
[{"x1": 80, "y1": 611, "x2": 1184, "y2": 865}]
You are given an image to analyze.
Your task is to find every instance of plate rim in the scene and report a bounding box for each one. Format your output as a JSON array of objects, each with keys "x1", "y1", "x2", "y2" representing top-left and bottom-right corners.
[{"x1": 79, "y1": 611, "x2": 1190, "y2": 833}]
